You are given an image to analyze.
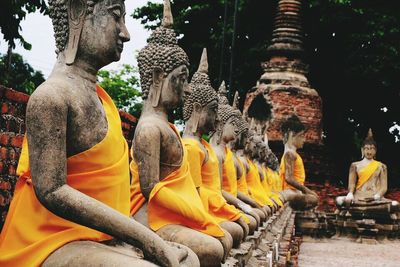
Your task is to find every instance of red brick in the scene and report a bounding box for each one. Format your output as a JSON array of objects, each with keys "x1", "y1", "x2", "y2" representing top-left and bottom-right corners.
[
  {"x1": 0, "y1": 162, "x2": 4, "y2": 174},
  {"x1": 0, "y1": 133, "x2": 10, "y2": 146},
  {"x1": 4, "y1": 88, "x2": 29, "y2": 104},
  {"x1": 119, "y1": 110, "x2": 138, "y2": 123},
  {"x1": 0, "y1": 181, "x2": 11, "y2": 190},
  {"x1": 1, "y1": 102, "x2": 8, "y2": 114},
  {"x1": 11, "y1": 135, "x2": 24, "y2": 148},
  {"x1": 0, "y1": 147, "x2": 8, "y2": 159},
  {"x1": 0, "y1": 194, "x2": 5, "y2": 206}
]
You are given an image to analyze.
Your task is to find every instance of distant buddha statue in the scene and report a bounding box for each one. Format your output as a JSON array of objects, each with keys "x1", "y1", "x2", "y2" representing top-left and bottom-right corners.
[
  {"x1": 279, "y1": 115, "x2": 318, "y2": 210},
  {"x1": 0, "y1": 0, "x2": 188, "y2": 266},
  {"x1": 182, "y1": 48, "x2": 251, "y2": 248},
  {"x1": 336, "y1": 129, "x2": 399, "y2": 211},
  {"x1": 129, "y1": 2, "x2": 230, "y2": 266}
]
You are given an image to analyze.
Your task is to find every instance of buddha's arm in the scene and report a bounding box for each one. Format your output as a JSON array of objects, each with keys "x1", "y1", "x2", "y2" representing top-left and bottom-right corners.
[
  {"x1": 134, "y1": 125, "x2": 161, "y2": 199},
  {"x1": 27, "y1": 93, "x2": 179, "y2": 267},
  {"x1": 284, "y1": 152, "x2": 311, "y2": 194},
  {"x1": 237, "y1": 192, "x2": 263, "y2": 209},
  {"x1": 378, "y1": 163, "x2": 388, "y2": 196},
  {"x1": 348, "y1": 163, "x2": 357, "y2": 194}
]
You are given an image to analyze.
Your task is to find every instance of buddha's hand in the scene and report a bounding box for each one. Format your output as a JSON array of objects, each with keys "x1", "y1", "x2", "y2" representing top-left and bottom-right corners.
[
  {"x1": 345, "y1": 192, "x2": 354, "y2": 202},
  {"x1": 373, "y1": 194, "x2": 381, "y2": 201},
  {"x1": 154, "y1": 242, "x2": 187, "y2": 267},
  {"x1": 238, "y1": 202, "x2": 253, "y2": 213}
]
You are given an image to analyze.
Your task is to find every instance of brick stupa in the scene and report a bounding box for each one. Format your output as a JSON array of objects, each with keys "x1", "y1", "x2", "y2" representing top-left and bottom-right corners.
[{"x1": 244, "y1": 0, "x2": 322, "y2": 144}]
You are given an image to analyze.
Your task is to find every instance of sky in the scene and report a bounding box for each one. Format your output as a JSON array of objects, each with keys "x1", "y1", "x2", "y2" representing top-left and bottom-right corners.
[{"x1": 0, "y1": 0, "x2": 163, "y2": 77}]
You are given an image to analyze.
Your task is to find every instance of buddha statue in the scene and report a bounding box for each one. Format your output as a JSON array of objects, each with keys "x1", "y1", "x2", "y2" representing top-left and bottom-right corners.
[
  {"x1": 129, "y1": 2, "x2": 230, "y2": 266},
  {"x1": 336, "y1": 129, "x2": 399, "y2": 211},
  {"x1": 0, "y1": 0, "x2": 193, "y2": 266},
  {"x1": 279, "y1": 115, "x2": 318, "y2": 210},
  {"x1": 182, "y1": 48, "x2": 251, "y2": 248},
  {"x1": 244, "y1": 134, "x2": 276, "y2": 214}
]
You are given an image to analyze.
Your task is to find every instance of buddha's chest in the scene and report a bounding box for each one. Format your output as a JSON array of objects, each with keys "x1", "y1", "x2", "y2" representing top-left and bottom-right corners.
[
  {"x1": 66, "y1": 95, "x2": 108, "y2": 157},
  {"x1": 159, "y1": 129, "x2": 184, "y2": 177}
]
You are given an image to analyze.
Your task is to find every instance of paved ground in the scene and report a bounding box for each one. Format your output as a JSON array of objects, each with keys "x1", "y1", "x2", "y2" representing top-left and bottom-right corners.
[{"x1": 298, "y1": 237, "x2": 400, "y2": 267}]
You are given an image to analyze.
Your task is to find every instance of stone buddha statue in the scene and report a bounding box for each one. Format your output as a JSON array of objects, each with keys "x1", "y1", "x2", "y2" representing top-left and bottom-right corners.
[
  {"x1": 0, "y1": 0, "x2": 191, "y2": 266},
  {"x1": 130, "y1": 2, "x2": 230, "y2": 266},
  {"x1": 279, "y1": 115, "x2": 318, "y2": 210},
  {"x1": 182, "y1": 48, "x2": 252, "y2": 248},
  {"x1": 336, "y1": 129, "x2": 399, "y2": 211}
]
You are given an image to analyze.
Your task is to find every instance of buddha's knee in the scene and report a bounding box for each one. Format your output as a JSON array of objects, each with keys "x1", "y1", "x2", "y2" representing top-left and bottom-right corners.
[
  {"x1": 336, "y1": 196, "x2": 345, "y2": 206},
  {"x1": 263, "y1": 205, "x2": 272, "y2": 216},
  {"x1": 220, "y1": 221, "x2": 244, "y2": 248},
  {"x1": 254, "y1": 208, "x2": 266, "y2": 222},
  {"x1": 156, "y1": 225, "x2": 224, "y2": 267},
  {"x1": 247, "y1": 215, "x2": 257, "y2": 235},
  {"x1": 42, "y1": 241, "x2": 156, "y2": 267}
]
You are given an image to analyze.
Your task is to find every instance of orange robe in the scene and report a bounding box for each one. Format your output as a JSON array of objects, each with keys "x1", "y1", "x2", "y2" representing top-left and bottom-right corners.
[
  {"x1": 184, "y1": 138, "x2": 245, "y2": 223},
  {"x1": 130, "y1": 125, "x2": 224, "y2": 237},
  {"x1": 0, "y1": 86, "x2": 131, "y2": 267},
  {"x1": 280, "y1": 152, "x2": 305, "y2": 191},
  {"x1": 246, "y1": 160, "x2": 274, "y2": 207},
  {"x1": 356, "y1": 160, "x2": 381, "y2": 189},
  {"x1": 222, "y1": 148, "x2": 238, "y2": 197},
  {"x1": 262, "y1": 167, "x2": 283, "y2": 207},
  {"x1": 236, "y1": 156, "x2": 250, "y2": 197}
]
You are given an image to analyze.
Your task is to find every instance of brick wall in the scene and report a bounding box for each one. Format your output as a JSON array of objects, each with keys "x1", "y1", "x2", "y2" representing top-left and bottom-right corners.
[{"x1": 0, "y1": 85, "x2": 137, "y2": 231}]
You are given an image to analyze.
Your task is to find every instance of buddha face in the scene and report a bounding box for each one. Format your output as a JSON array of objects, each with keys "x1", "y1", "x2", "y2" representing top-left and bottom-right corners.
[
  {"x1": 160, "y1": 65, "x2": 189, "y2": 109},
  {"x1": 198, "y1": 100, "x2": 218, "y2": 134},
  {"x1": 258, "y1": 143, "x2": 268, "y2": 161},
  {"x1": 363, "y1": 144, "x2": 376, "y2": 160},
  {"x1": 245, "y1": 136, "x2": 262, "y2": 158},
  {"x1": 221, "y1": 117, "x2": 239, "y2": 144},
  {"x1": 292, "y1": 130, "x2": 305, "y2": 149},
  {"x1": 78, "y1": 0, "x2": 130, "y2": 68},
  {"x1": 266, "y1": 149, "x2": 279, "y2": 171}
]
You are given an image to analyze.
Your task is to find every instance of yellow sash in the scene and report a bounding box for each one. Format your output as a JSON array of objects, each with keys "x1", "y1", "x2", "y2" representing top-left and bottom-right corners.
[
  {"x1": 356, "y1": 160, "x2": 381, "y2": 189},
  {"x1": 280, "y1": 152, "x2": 305, "y2": 190},
  {"x1": 130, "y1": 125, "x2": 224, "y2": 237},
  {"x1": 0, "y1": 86, "x2": 130, "y2": 267},
  {"x1": 236, "y1": 156, "x2": 250, "y2": 197},
  {"x1": 246, "y1": 160, "x2": 274, "y2": 206},
  {"x1": 262, "y1": 167, "x2": 283, "y2": 206},
  {"x1": 222, "y1": 148, "x2": 238, "y2": 197}
]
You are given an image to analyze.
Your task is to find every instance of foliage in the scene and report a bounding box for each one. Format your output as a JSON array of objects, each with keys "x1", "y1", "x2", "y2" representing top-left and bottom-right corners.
[
  {"x1": 0, "y1": 0, "x2": 48, "y2": 50},
  {"x1": 133, "y1": 0, "x2": 400, "y2": 185},
  {"x1": 97, "y1": 64, "x2": 143, "y2": 118},
  {"x1": 0, "y1": 53, "x2": 45, "y2": 94}
]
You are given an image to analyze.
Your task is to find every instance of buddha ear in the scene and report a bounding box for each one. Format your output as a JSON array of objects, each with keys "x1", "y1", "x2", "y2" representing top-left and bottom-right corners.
[
  {"x1": 151, "y1": 66, "x2": 164, "y2": 107},
  {"x1": 65, "y1": 0, "x2": 87, "y2": 65},
  {"x1": 192, "y1": 103, "x2": 202, "y2": 132}
]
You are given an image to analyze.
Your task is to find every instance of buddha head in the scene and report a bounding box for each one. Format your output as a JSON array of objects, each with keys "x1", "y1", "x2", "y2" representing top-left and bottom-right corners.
[
  {"x1": 362, "y1": 129, "x2": 377, "y2": 160},
  {"x1": 230, "y1": 91, "x2": 250, "y2": 151},
  {"x1": 49, "y1": 0, "x2": 130, "y2": 67},
  {"x1": 264, "y1": 149, "x2": 279, "y2": 171},
  {"x1": 183, "y1": 49, "x2": 218, "y2": 135},
  {"x1": 137, "y1": 0, "x2": 189, "y2": 110},
  {"x1": 281, "y1": 115, "x2": 306, "y2": 149},
  {"x1": 244, "y1": 133, "x2": 263, "y2": 159},
  {"x1": 215, "y1": 104, "x2": 240, "y2": 144}
]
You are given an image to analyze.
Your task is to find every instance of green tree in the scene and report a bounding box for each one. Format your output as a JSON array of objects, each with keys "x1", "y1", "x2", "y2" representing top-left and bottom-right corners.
[
  {"x1": 0, "y1": 0, "x2": 48, "y2": 50},
  {"x1": 97, "y1": 64, "x2": 143, "y2": 118},
  {"x1": 0, "y1": 52, "x2": 45, "y2": 94}
]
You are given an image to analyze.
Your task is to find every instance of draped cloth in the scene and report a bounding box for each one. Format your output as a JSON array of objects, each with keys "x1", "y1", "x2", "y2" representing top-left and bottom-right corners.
[
  {"x1": 222, "y1": 148, "x2": 238, "y2": 197},
  {"x1": 0, "y1": 85, "x2": 131, "y2": 267},
  {"x1": 246, "y1": 160, "x2": 274, "y2": 207},
  {"x1": 184, "y1": 138, "x2": 246, "y2": 223},
  {"x1": 356, "y1": 160, "x2": 382, "y2": 190},
  {"x1": 280, "y1": 152, "x2": 305, "y2": 191},
  {"x1": 130, "y1": 126, "x2": 224, "y2": 237},
  {"x1": 236, "y1": 156, "x2": 250, "y2": 197},
  {"x1": 262, "y1": 167, "x2": 283, "y2": 207}
]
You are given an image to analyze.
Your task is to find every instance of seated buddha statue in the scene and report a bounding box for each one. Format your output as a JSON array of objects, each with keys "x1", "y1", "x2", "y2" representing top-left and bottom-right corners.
[
  {"x1": 242, "y1": 132, "x2": 274, "y2": 216},
  {"x1": 0, "y1": 0, "x2": 193, "y2": 266},
  {"x1": 279, "y1": 115, "x2": 318, "y2": 211},
  {"x1": 336, "y1": 129, "x2": 399, "y2": 212},
  {"x1": 129, "y1": 3, "x2": 230, "y2": 266},
  {"x1": 182, "y1": 48, "x2": 250, "y2": 247},
  {"x1": 257, "y1": 143, "x2": 284, "y2": 208}
]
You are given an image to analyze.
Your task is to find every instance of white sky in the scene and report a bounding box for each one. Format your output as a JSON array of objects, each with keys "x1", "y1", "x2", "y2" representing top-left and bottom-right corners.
[{"x1": 0, "y1": 0, "x2": 163, "y2": 77}]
